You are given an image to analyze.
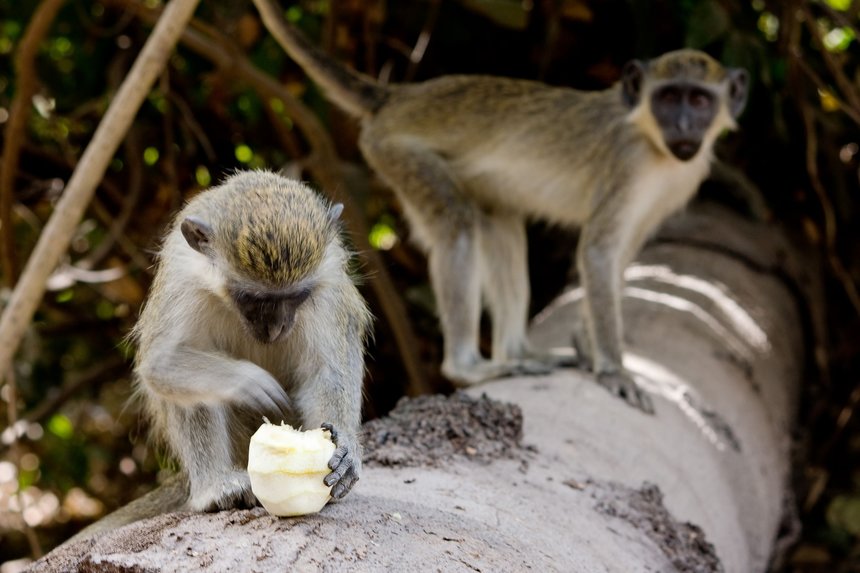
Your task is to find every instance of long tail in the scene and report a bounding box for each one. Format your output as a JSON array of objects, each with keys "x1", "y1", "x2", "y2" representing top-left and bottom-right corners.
[
  {"x1": 60, "y1": 472, "x2": 189, "y2": 547},
  {"x1": 254, "y1": 0, "x2": 389, "y2": 117}
]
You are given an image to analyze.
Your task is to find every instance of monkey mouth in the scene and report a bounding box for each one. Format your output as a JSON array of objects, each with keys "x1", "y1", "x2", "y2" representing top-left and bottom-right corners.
[
  {"x1": 248, "y1": 321, "x2": 292, "y2": 344},
  {"x1": 668, "y1": 140, "x2": 701, "y2": 161}
]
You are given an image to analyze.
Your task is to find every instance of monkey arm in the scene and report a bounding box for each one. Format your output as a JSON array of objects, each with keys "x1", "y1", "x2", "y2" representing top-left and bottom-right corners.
[
  {"x1": 289, "y1": 283, "x2": 369, "y2": 499},
  {"x1": 135, "y1": 342, "x2": 293, "y2": 511},
  {"x1": 136, "y1": 343, "x2": 291, "y2": 414},
  {"x1": 577, "y1": 205, "x2": 654, "y2": 414}
]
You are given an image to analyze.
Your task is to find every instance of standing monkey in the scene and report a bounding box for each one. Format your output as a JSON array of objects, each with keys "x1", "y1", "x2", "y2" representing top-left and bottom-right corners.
[{"x1": 254, "y1": 0, "x2": 747, "y2": 413}]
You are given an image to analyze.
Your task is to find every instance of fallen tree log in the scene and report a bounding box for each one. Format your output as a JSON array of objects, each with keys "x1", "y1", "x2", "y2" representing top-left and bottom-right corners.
[{"x1": 31, "y1": 203, "x2": 807, "y2": 572}]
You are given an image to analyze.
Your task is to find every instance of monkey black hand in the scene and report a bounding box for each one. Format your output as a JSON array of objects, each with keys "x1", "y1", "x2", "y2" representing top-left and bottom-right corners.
[
  {"x1": 321, "y1": 422, "x2": 360, "y2": 499},
  {"x1": 597, "y1": 371, "x2": 655, "y2": 415}
]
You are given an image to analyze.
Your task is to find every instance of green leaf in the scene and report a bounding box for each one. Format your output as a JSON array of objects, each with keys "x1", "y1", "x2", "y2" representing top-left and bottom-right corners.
[
  {"x1": 48, "y1": 414, "x2": 74, "y2": 440},
  {"x1": 824, "y1": 0, "x2": 852, "y2": 11}
]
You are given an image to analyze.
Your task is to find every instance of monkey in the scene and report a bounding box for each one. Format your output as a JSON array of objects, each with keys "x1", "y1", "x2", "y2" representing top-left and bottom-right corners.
[
  {"x1": 254, "y1": 0, "x2": 748, "y2": 414},
  {"x1": 65, "y1": 171, "x2": 370, "y2": 545},
  {"x1": 131, "y1": 170, "x2": 371, "y2": 512}
]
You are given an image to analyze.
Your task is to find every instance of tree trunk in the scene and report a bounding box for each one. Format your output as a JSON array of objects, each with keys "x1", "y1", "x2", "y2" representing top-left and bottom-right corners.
[{"x1": 30, "y1": 203, "x2": 808, "y2": 573}]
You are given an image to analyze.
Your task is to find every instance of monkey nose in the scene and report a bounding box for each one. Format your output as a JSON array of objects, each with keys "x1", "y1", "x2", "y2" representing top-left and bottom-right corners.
[{"x1": 267, "y1": 322, "x2": 285, "y2": 342}]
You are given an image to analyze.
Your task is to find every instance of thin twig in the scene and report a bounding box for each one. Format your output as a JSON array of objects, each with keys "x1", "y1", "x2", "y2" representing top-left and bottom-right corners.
[
  {"x1": 0, "y1": 0, "x2": 202, "y2": 386},
  {"x1": 790, "y1": 46, "x2": 860, "y2": 126},
  {"x1": 77, "y1": 135, "x2": 144, "y2": 269},
  {"x1": 23, "y1": 355, "x2": 129, "y2": 428},
  {"x1": 79, "y1": 53, "x2": 145, "y2": 269},
  {"x1": 167, "y1": 91, "x2": 217, "y2": 162},
  {"x1": 800, "y1": 102, "x2": 860, "y2": 315},
  {"x1": 802, "y1": 6, "x2": 860, "y2": 117},
  {"x1": 405, "y1": 0, "x2": 441, "y2": 82},
  {"x1": 0, "y1": 0, "x2": 67, "y2": 287}
]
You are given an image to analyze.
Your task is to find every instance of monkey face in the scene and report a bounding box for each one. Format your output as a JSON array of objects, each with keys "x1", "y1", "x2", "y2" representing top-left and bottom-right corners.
[
  {"x1": 229, "y1": 287, "x2": 311, "y2": 344},
  {"x1": 649, "y1": 83, "x2": 717, "y2": 161}
]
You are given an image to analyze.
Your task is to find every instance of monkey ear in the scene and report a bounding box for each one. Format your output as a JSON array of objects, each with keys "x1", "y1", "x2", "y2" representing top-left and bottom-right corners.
[
  {"x1": 727, "y1": 68, "x2": 749, "y2": 119},
  {"x1": 181, "y1": 216, "x2": 214, "y2": 255},
  {"x1": 621, "y1": 60, "x2": 645, "y2": 108},
  {"x1": 328, "y1": 203, "x2": 344, "y2": 222}
]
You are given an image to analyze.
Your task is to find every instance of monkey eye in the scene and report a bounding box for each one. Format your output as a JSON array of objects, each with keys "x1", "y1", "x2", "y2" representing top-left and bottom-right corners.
[
  {"x1": 657, "y1": 87, "x2": 682, "y2": 104},
  {"x1": 688, "y1": 89, "x2": 713, "y2": 109}
]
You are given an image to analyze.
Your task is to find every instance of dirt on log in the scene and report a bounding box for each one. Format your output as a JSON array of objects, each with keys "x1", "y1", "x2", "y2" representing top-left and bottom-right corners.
[{"x1": 29, "y1": 203, "x2": 808, "y2": 573}]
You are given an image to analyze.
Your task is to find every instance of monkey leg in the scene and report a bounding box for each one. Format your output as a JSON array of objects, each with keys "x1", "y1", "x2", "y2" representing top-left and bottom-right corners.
[
  {"x1": 478, "y1": 213, "x2": 530, "y2": 361},
  {"x1": 477, "y1": 213, "x2": 573, "y2": 371},
  {"x1": 427, "y1": 203, "x2": 560, "y2": 384},
  {"x1": 570, "y1": 308, "x2": 594, "y2": 371},
  {"x1": 362, "y1": 136, "x2": 551, "y2": 385},
  {"x1": 164, "y1": 404, "x2": 257, "y2": 511}
]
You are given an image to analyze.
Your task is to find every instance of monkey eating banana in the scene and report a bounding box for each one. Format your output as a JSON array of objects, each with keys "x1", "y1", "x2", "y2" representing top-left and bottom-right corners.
[
  {"x1": 65, "y1": 171, "x2": 371, "y2": 544},
  {"x1": 254, "y1": 0, "x2": 748, "y2": 414}
]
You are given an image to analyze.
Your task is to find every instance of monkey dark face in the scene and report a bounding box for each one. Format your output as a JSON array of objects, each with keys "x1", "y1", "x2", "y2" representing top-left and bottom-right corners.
[
  {"x1": 649, "y1": 83, "x2": 717, "y2": 161},
  {"x1": 229, "y1": 287, "x2": 311, "y2": 344}
]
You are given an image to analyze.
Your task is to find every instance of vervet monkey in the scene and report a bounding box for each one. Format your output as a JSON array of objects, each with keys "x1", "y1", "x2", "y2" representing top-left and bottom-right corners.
[
  {"x1": 62, "y1": 172, "x2": 369, "y2": 545},
  {"x1": 255, "y1": 1, "x2": 747, "y2": 413},
  {"x1": 133, "y1": 171, "x2": 370, "y2": 512}
]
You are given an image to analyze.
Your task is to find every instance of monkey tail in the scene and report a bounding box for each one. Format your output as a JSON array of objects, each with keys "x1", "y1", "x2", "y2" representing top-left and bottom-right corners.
[
  {"x1": 60, "y1": 472, "x2": 190, "y2": 547},
  {"x1": 256, "y1": 1, "x2": 388, "y2": 117}
]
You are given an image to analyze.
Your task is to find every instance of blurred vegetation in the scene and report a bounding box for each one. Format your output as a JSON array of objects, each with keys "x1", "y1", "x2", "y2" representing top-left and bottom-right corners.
[{"x1": 0, "y1": 0, "x2": 859, "y2": 570}]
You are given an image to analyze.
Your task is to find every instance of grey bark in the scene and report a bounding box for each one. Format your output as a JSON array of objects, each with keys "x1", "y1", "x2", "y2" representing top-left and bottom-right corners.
[{"x1": 30, "y1": 203, "x2": 808, "y2": 573}]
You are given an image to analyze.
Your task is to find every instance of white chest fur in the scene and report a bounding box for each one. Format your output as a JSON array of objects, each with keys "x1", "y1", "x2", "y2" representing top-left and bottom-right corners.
[{"x1": 618, "y1": 153, "x2": 711, "y2": 259}]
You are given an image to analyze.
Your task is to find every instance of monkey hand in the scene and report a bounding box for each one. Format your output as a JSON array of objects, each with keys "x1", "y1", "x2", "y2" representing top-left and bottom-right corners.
[
  {"x1": 233, "y1": 372, "x2": 292, "y2": 418},
  {"x1": 596, "y1": 370, "x2": 655, "y2": 415},
  {"x1": 321, "y1": 422, "x2": 361, "y2": 500}
]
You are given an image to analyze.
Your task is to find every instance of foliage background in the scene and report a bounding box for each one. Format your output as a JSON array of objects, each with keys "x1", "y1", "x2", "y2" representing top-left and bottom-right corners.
[{"x1": 0, "y1": 0, "x2": 858, "y2": 570}]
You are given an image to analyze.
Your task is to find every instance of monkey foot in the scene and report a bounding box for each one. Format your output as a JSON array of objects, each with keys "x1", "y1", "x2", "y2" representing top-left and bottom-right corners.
[
  {"x1": 596, "y1": 370, "x2": 655, "y2": 415},
  {"x1": 521, "y1": 350, "x2": 579, "y2": 369},
  {"x1": 443, "y1": 358, "x2": 553, "y2": 387},
  {"x1": 321, "y1": 423, "x2": 360, "y2": 500},
  {"x1": 190, "y1": 470, "x2": 257, "y2": 512}
]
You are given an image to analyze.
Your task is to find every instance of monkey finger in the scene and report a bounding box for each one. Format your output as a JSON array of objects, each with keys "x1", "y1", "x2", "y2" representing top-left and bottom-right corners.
[
  {"x1": 321, "y1": 422, "x2": 340, "y2": 444},
  {"x1": 327, "y1": 445, "x2": 348, "y2": 471},
  {"x1": 629, "y1": 390, "x2": 655, "y2": 415},
  {"x1": 616, "y1": 380, "x2": 655, "y2": 415},
  {"x1": 597, "y1": 371, "x2": 655, "y2": 415},
  {"x1": 330, "y1": 467, "x2": 359, "y2": 499},
  {"x1": 324, "y1": 464, "x2": 347, "y2": 487}
]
